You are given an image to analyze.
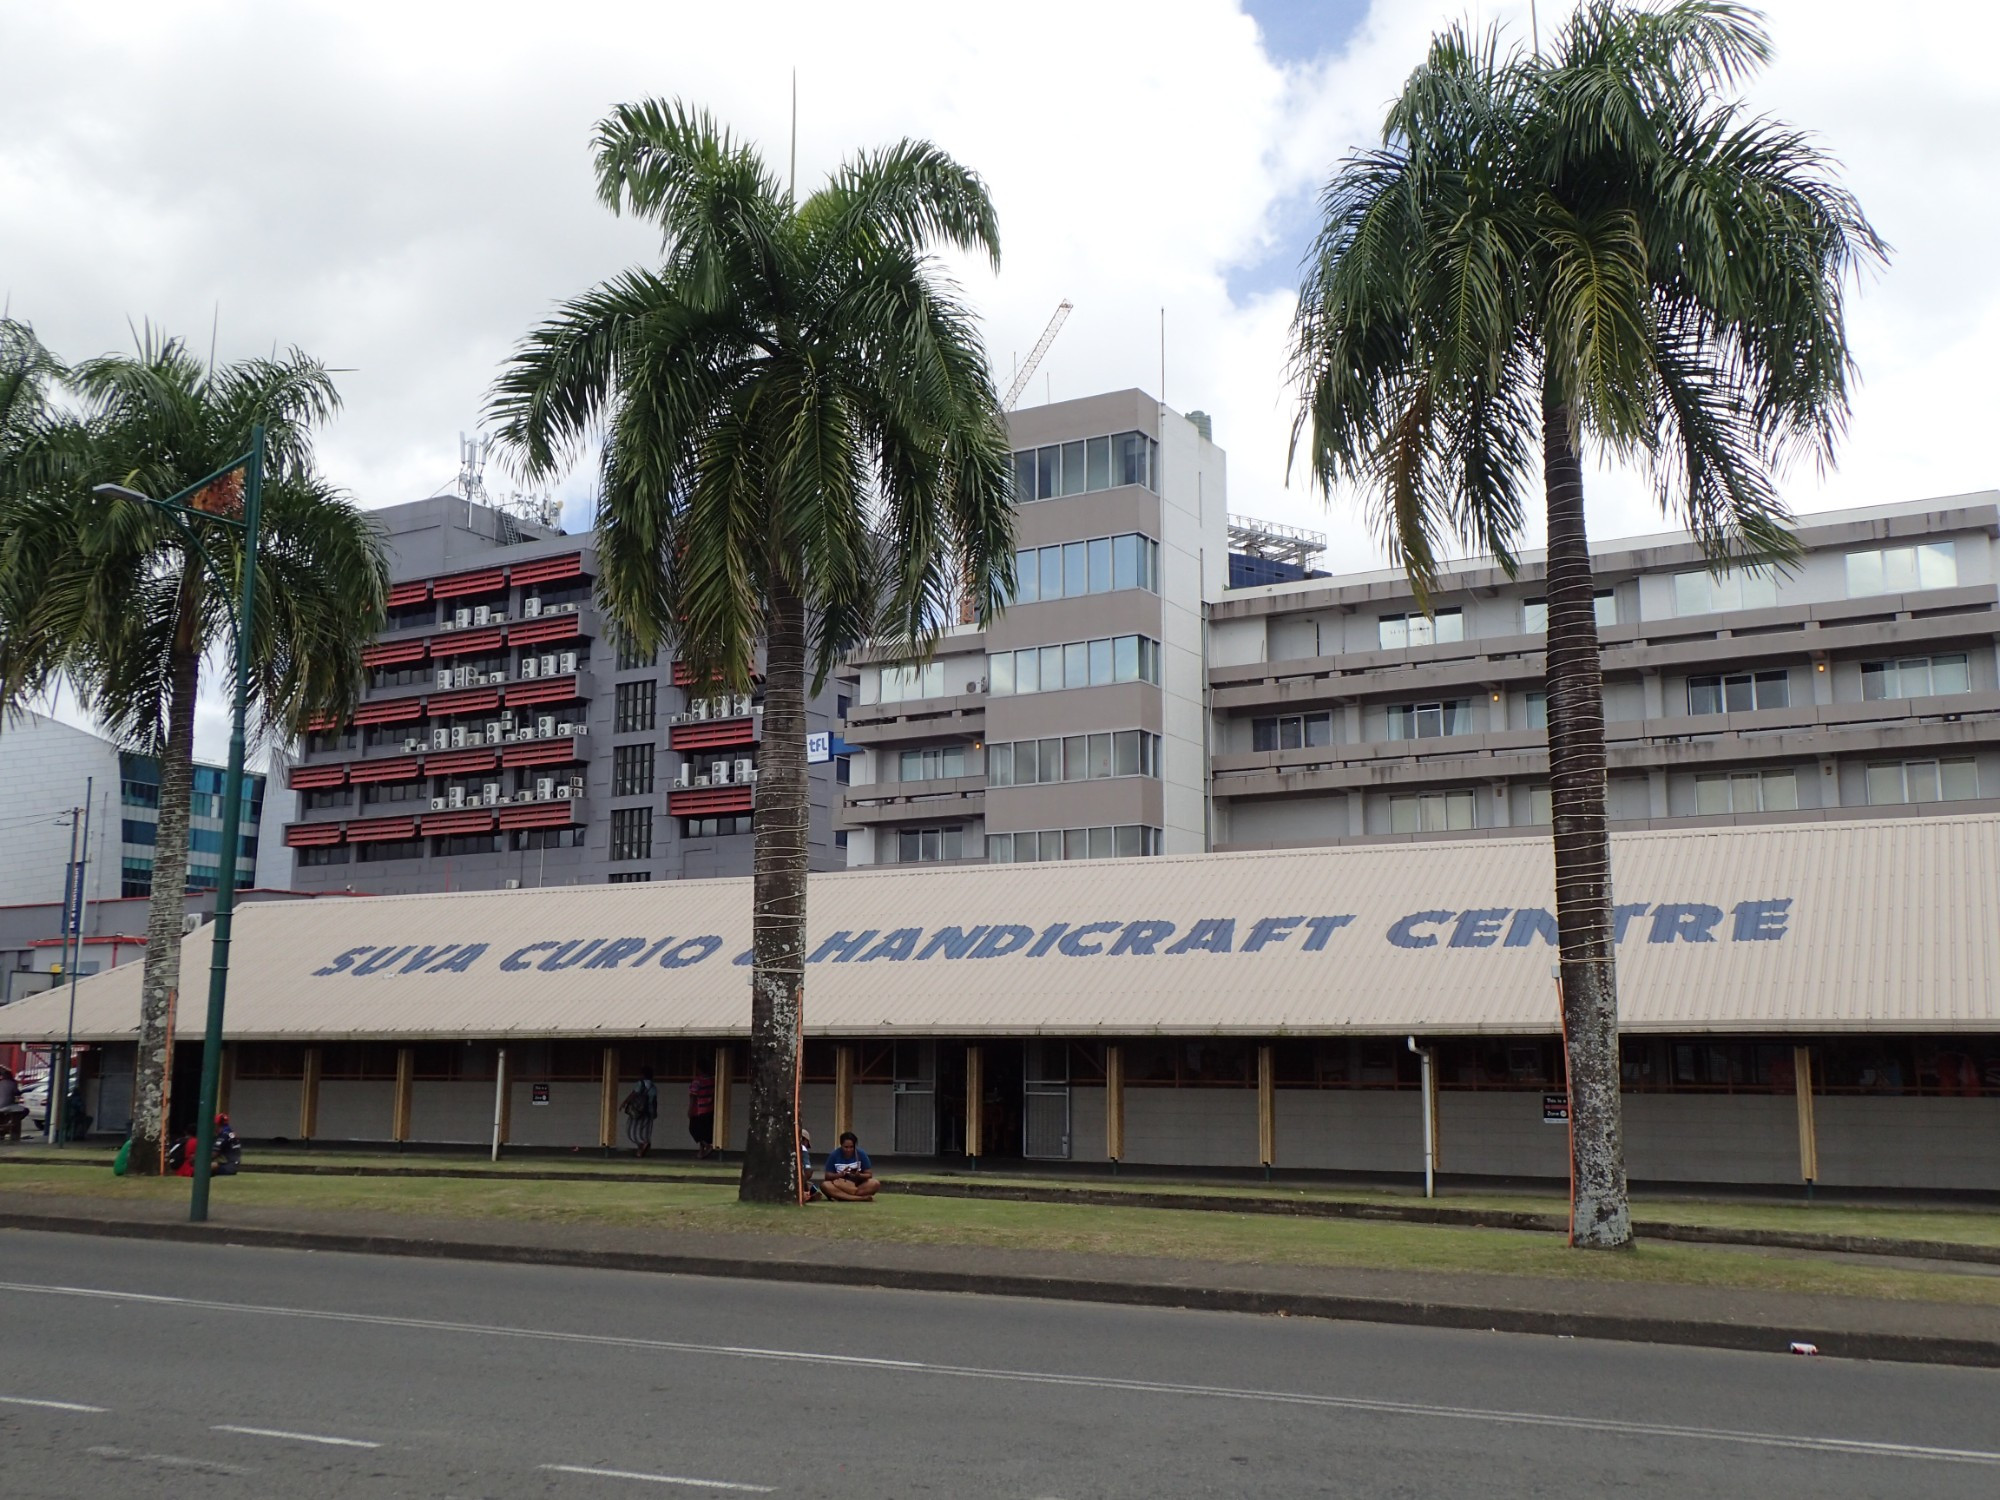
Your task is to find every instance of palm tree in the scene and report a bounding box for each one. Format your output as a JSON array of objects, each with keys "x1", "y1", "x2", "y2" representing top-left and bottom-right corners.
[
  {"x1": 0, "y1": 332, "x2": 388, "y2": 1173},
  {"x1": 491, "y1": 101, "x2": 1013, "y2": 1204},
  {"x1": 1288, "y1": 1, "x2": 1883, "y2": 1247}
]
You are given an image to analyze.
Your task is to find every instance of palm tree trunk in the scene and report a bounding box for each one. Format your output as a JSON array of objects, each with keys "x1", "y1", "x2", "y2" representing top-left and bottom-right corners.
[
  {"x1": 128, "y1": 580, "x2": 201, "y2": 1175},
  {"x1": 1542, "y1": 380, "x2": 1632, "y2": 1250},
  {"x1": 739, "y1": 572, "x2": 807, "y2": 1204}
]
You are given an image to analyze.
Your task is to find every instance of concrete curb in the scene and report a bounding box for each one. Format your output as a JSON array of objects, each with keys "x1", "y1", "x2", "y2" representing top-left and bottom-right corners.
[{"x1": 5, "y1": 1209, "x2": 1998, "y2": 1369}]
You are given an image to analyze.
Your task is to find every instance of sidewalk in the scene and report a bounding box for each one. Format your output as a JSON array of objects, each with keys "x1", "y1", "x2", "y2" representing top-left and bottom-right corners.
[{"x1": 6, "y1": 1189, "x2": 2000, "y2": 1368}]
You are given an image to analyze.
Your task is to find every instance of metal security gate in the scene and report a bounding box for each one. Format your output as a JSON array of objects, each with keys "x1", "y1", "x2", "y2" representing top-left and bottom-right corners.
[
  {"x1": 1023, "y1": 1041, "x2": 1071, "y2": 1159},
  {"x1": 893, "y1": 1041, "x2": 937, "y2": 1156}
]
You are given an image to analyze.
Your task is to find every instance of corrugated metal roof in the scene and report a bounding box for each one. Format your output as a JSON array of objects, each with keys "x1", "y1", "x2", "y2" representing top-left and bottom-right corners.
[{"x1": 7, "y1": 815, "x2": 1998, "y2": 1044}]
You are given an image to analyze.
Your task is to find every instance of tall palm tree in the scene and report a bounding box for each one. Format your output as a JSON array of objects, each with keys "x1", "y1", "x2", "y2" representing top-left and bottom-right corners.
[
  {"x1": 0, "y1": 331, "x2": 388, "y2": 1173},
  {"x1": 1288, "y1": 1, "x2": 1883, "y2": 1247},
  {"x1": 491, "y1": 101, "x2": 1013, "y2": 1204}
]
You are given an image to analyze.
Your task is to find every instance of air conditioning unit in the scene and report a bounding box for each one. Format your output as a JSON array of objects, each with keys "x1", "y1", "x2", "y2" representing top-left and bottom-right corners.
[
  {"x1": 504, "y1": 878, "x2": 521, "y2": 890},
  {"x1": 482, "y1": 783, "x2": 500, "y2": 805},
  {"x1": 436, "y1": 669, "x2": 453, "y2": 689},
  {"x1": 451, "y1": 726, "x2": 469, "y2": 748},
  {"x1": 556, "y1": 785, "x2": 573, "y2": 800},
  {"x1": 695, "y1": 773, "x2": 711, "y2": 787},
  {"x1": 520, "y1": 656, "x2": 538, "y2": 679},
  {"x1": 572, "y1": 725, "x2": 589, "y2": 737},
  {"x1": 447, "y1": 786, "x2": 466, "y2": 808},
  {"x1": 558, "y1": 651, "x2": 577, "y2": 674},
  {"x1": 430, "y1": 796, "x2": 447, "y2": 811},
  {"x1": 431, "y1": 728, "x2": 450, "y2": 749},
  {"x1": 532, "y1": 715, "x2": 553, "y2": 738},
  {"x1": 403, "y1": 737, "x2": 421, "y2": 753},
  {"x1": 965, "y1": 680, "x2": 980, "y2": 695},
  {"x1": 560, "y1": 601, "x2": 577, "y2": 613},
  {"x1": 690, "y1": 700, "x2": 709, "y2": 721},
  {"x1": 485, "y1": 722, "x2": 502, "y2": 744},
  {"x1": 673, "y1": 765, "x2": 691, "y2": 788},
  {"x1": 556, "y1": 721, "x2": 573, "y2": 737},
  {"x1": 454, "y1": 607, "x2": 472, "y2": 628},
  {"x1": 524, "y1": 596, "x2": 543, "y2": 618},
  {"x1": 454, "y1": 665, "x2": 472, "y2": 688},
  {"x1": 473, "y1": 604, "x2": 490, "y2": 626},
  {"x1": 536, "y1": 777, "x2": 555, "y2": 800},
  {"x1": 182, "y1": 913, "x2": 204, "y2": 936},
  {"x1": 733, "y1": 758, "x2": 754, "y2": 784},
  {"x1": 539, "y1": 654, "x2": 557, "y2": 677},
  {"x1": 711, "y1": 759, "x2": 731, "y2": 785},
  {"x1": 569, "y1": 775, "x2": 585, "y2": 792},
  {"x1": 503, "y1": 730, "x2": 518, "y2": 743}
]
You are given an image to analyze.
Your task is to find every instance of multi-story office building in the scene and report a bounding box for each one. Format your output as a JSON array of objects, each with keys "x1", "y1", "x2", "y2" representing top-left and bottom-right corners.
[
  {"x1": 0, "y1": 712, "x2": 274, "y2": 905},
  {"x1": 281, "y1": 496, "x2": 845, "y2": 894},
  {"x1": 1207, "y1": 493, "x2": 2000, "y2": 848},
  {"x1": 837, "y1": 390, "x2": 1228, "y2": 865}
]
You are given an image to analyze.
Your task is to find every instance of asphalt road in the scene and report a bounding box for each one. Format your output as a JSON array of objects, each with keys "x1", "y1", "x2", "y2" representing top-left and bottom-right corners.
[{"x1": 2, "y1": 1231, "x2": 1998, "y2": 1498}]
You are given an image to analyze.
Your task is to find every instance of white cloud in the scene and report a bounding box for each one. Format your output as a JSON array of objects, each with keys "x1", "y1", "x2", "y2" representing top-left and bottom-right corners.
[{"x1": 3, "y1": 0, "x2": 1990, "y2": 757}]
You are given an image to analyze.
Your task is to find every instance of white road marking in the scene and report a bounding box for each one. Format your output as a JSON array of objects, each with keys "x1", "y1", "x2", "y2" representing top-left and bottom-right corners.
[
  {"x1": 87, "y1": 1444, "x2": 253, "y2": 1475},
  {"x1": 214, "y1": 1423, "x2": 381, "y2": 1449},
  {"x1": 6, "y1": 1279, "x2": 1998, "y2": 1469},
  {"x1": 541, "y1": 1462, "x2": 775, "y2": 1491},
  {"x1": 0, "y1": 1395, "x2": 107, "y2": 1412}
]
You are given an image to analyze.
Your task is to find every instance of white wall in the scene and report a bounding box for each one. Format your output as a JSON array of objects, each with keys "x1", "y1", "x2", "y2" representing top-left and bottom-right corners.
[{"x1": 0, "y1": 714, "x2": 121, "y2": 906}]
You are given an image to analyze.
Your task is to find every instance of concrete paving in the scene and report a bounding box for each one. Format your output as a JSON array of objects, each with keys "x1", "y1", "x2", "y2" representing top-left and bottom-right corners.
[{"x1": 3, "y1": 1230, "x2": 1999, "y2": 1498}]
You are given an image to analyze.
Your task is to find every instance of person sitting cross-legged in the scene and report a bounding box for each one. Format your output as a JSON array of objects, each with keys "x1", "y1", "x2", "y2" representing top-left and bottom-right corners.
[{"x1": 821, "y1": 1131, "x2": 880, "y2": 1201}]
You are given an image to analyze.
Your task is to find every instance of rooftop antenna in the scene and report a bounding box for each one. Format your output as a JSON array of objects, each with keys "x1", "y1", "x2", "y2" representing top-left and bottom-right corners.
[
  {"x1": 458, "y1": 432, "x2": 493, "y2": 526},
  {"x1": 789, "y1": 69, "x2": 797, "y2": 207},
  {"x1": 1530, "y1": 0, "x2": 1541, "y2": 55}
]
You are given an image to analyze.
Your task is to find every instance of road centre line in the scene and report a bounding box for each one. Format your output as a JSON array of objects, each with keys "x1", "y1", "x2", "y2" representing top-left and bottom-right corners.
[
  {"x1": 541, "y1": 1463, "x2": 775, "y2": 1491},
  {"x1": 0, "y1": 1395, "x2": 107, "y2": 1413},
  {"x1": 214, "y1": 1423, "x2": 381, "y2": 1448},
  {"x1": 5, "y1": 1279, "x2": 1998, "y2": 1470}
]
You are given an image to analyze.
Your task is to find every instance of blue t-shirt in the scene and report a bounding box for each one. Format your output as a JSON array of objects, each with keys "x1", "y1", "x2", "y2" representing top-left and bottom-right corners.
[{"x1": 825, "y1": 1146, "x2": 872, "y2": 1176}]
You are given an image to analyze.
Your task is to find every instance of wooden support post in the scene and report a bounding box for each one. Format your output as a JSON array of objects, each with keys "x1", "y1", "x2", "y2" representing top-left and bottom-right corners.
[
  {"x1": 491, "y1": 1045, "x2": 510, "y2": 1162},
  {"x1": 712, "y1": 1045, "x2": 732, "y2": 1154},
  {"x1": 1105, "y1": 1043, "x2": 1125, "y2": 1166},
  {"x1": 964, "y1": 1044, "x2": 983, "y2": 1166},
  {"x1": 393, "y1": 1046, "x2": 414, "y2": 1143},
  {"x1": 599, "y1": 1046, "x2": 619, "y2": 1151},
  {"x1": 1257, "y1": 1043, "x2": 1275, "y2": 1171},
  {"x1": 834, "y1": 1044, "x2": 855, "y2": 1139},
  {"x1": 217, "y1": 1043, "x2": 235, "y2": 1118},
  {"x1": 1794, "y1": 1044, "x2": 1819, "y2": 1191},
  {"x1": 299, "y1": 1046, "x2": 321, "y2": 1142}
]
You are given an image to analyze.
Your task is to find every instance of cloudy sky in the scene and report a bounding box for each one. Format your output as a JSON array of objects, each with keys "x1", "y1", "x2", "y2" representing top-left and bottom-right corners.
[{"x1": 4, "y1": 0, "x2": 1993, "y2": 755}]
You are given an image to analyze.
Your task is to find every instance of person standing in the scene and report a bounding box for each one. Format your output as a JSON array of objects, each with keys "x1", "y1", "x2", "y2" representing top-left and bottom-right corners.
[
  {"x1": 688, "y1": 1059, "x2": 717, "y2": 1159},
  {"x1": 0, "y1": 1065, "x2": 27, "y2": 1143},
  {"x1": 623, "y1": 1067, "x2": 659, "y2": 1157}
]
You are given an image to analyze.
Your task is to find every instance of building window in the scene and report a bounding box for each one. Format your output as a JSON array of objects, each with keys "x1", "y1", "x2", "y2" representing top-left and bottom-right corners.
[
  {"x1": 834, "y1": 830, "x2": 849, "y2": 853},
  {"x1": 1847, "y1": 542, "x2": 1956, "y2": 597},
  {"x1": 612, "y1": 743, "x2": 656, "y2": 797},
  {"x1": 1866, "y1": 759, "x2": 1979, "y2": 806},
  {"x1": 865, "y1": 659, "x2": 951, "y2": 705},
  {"x1": 614, "y1": 679, "x2": 657, "y2": 733},
  {"x1": 1378, "y1": 609, "x2": 1462, "y2": 649},
  {"x1": 987, "y1": 731, "x2": 1160, "y2": 786},
  {"x1": 1687, "y1": 670, "x2": 1789, "y2": 715},
  {"x1": 1007, "y1": 533, "x2": 1160, "y2": 604},
  {"x1": 120, "y1": 857, "x2": 153, "y2": 898},
  {"x1": 1522, "y1": 593, "x2": 1617, "y2": 632},
  {"x1": 615, "y1": 638, "x2": 658, "y2": 671},
  {"x1": 361, "y1": 781, "x2": 426, "y2": 805},
  {"x1": 1386, "y1": 700, "x2": 1471, "y2": 740},
  {"x1": 899, "y1": 745, "x2": 967, "y2": 782},
  {"x1": 1695, "y1": 770, "x2": 1799, "y2": 815},
  {"x1": 121, "y1": 818, "x2": 157, "y2": 846},
  {"x1": 1011, "y1": 431, "x2": 1158, "y2": 501},
  {"x1": 370, "y1": 663, "x2": 435, "y2": 690},
  {"x1": 609, "y1": 807, "x2": 654, "y2": 861},
  {"x1": 836, "y1": 755, "x2": 851, "y2": 785},
  {"x1": 1673, "y1": 568, "x2": 1779, "y2": 616},
  {"x1": 1251, "y1": 713, "x2": 1333, "y2": 753},
  {"x1": 988, "y1": 826, "x2": 1161, "y2": 862},
  {"x1": 354, "y1": 838, "x2": 425, "y2": 862},
  {"x1": 297, "y1": 845, "x2": 351, "y2": 867},
  {"x1": 1527, "y1": 784, "x2": 1552, "y2": 824},
  {"x1": 434, "y1": 833, "x2": 504, "y2": 857},
  {"x1": 301, "y1": 787, "x2": 352, "y2": 811},
  {"x1": 1523, "y1": 692, "x2": 1548, "y2": 730},
  {"x1": 988, "y1": 635, "x2": 1160, "y2": 696},
  {"x1": 895, "y1": 826, "x2": 965, "y2": 862},
  {"x1": 682, "y1": 815, "x2": 752, "y2": 838},
  {"x1": 306, "y1": 728, "x2": 357, "y2": 754},
  {"x1": 511, "y1": 827, "x2": 585, "y2": 851},
  {"x1": 608, "y1": 871, "x2": 651, "y2": 884},
  {"x1": 1390, "y1": 790, "x2": 1476, "y2": 834},
  {"x1": 1861, "y1": 654, "x2": 1970, "y2": 701}
]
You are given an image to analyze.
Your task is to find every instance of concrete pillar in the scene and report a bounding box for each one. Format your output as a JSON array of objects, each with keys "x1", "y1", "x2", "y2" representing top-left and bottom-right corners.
[
  {"x1": 713, "y1": 1045, "x2": 732, "y2": 1153},
  {"x1": 1794, "y1": 1045, "x2": 1819, "y2": 1188},
  {"x1": 964, "y1": 1045, "x2": 982, "y2": 1165},
  {"x1": 1105, "y1": 1044, "x2": 1125, "y2": 1163},
  {"x1": 598, "y1": 1046, "x2": 619, "y2": 1150},
  {"x1": 490, "y1": 1045, "x2": 511, "y2": 1161},
  {"x1": 299, "y1": 1046, "x2": 321, "y2": 1141},
  {"x1": 393, "y1": 1046, "x2": 414, "y2": 1143},
  {"x1": 835, "y1": 1044, "x2": 855, "y2": 1139},
  {"x1": 1256, "y1": 1044, "x2": 1275, "y2": 1168}
]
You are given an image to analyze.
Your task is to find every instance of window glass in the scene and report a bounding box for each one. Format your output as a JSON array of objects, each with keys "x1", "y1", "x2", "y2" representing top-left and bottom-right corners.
[
  {"x1": 1086, "y1": 435, "x2": 1111, "y2": 491},
  {"x1": 1113, "y1": 635, "x2": 1139, "y2": 683},
  {"x1": 1674, "y1": 572, "x2": 1712, "y2": 615},
  {"x1": 988, "y1": 833, "x2": 1012, "y2": 863},
  {"x1": 1063, "y1": 828, "x2": 1088, "y2": 860},
  {"x1": 1252, "y1": 718, "x2": 1277, "y2": 753},
  {"x1": 1037, "y1": 644, "x2": 1060, "y2": 691},
  {"x1": 1740, "y1": 571, "x2": 1777, "y2": 610},
  {"x1": 1113, "y1": 534, "x2": 1138, "y2": 591},
  {"x1": 1523, "y1": 599, "x2": 1548, "y2": 634},
  {"x1": 1060, "y1": 441, "x2": 1086, "y2": 496},
  {"x1": 1063, "y1": 541, "x2": 1088, "y2": 597},
  {"x1": 1305, "y1": 711, "x2": 1332, "y2": 747},
  {"x1": 1595, "y1": 591, "x2": 1618, "y2": 627},
  {"x1": 1435, "y1": 609, "x2": 1464, "y2": 643},
  {"x1": 1113, "y1": 432, "x2": 1150, "y2": 489},
  {"x1": 1035, "y1": 446, "x2": 1058, "y2": 500},
  {"x1": 1866, "y1": 763, "x2": 1904, "y2": 805},
  {"x1": 1063, "y1": 641, "x2": 1088, "y2": 689},
  {"x1": 1115, "y1": 825, "x2": 1142, "y2": 857},
  {"x1": 1525, "y1": 692, "x2": 1548, "y2": 730},
  {"x1": 1942, "y1": 759, "x2": 1980, "y2": 800},
  {"x1": 1039, "y1": 830, "x2": 1063, "y2": 861},
  {"x1": 1114, "y1": 730, "x2": 1140, "y2": 776},
  {"x1": 1763, "y1": 770, "x2": 1799, "y2": 811},
  {"x1": 1089, "y1": 733, "x2": 1113, "y2": 779},
  {"x1": 1529, "y1": 785, "x2": 1552, "y2": 824},
  {"x1": 1378, "y1": 616, "x2": 1409, "y2": 650},
  {"x1": 1012, "y1": 450, "x2": 1035, "y2": 503},
  {"x1": 1908, "y1": 761, "x2": 1940, "y2": 803},
  {"x1": 1279, "y1": 716, "x2": 1303, "y2": 751},
  {"x1": 1088, "y1": 537, "x2": 1113, "y2": 593},
  {"x1": 1013, "y1": 549, "x2": 1038, "y2": 604},
  {"x1": 1723, "y1": 675, "x2": 1755, "y2": 714},
  {"x1": 1038, "y1": 739, "x2": 1062, "y2": 784},
  {"x1": 989, "y1": 743, "x2": 1012, "y2": 786},
  {"x1": 1088, "y1": 827, "x2": 1114, "y2": 858},
  {"x1": 1933, "y1": 654, "x2": 1970, "y2": 695},
  {"x1": 1845, "y1": 550, "x2": 1884, "y2": 597},
  {"x1": 1920, "y1": 543, "x2": 1958, "y2": 589},
  {"x1": 1062, "y1": 735, "x2": 1086, "y2": 780},
  {"x1": 1086, "y1": 636, "x2": 1110, "y2": 685},
  {"x1": 1860, "y1": 662, "x2": 1890, "y2": 701},
  {"x1": 989, "y1": 652, "x2": 1014, "y2": 696}
]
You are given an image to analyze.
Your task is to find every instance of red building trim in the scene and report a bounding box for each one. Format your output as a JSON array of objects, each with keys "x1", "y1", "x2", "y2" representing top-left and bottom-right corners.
[
  {"x1": 347, "y1": 756, "x2": 423, "y2": 784},
  {"x1": 284, "y1": 823, "x2": 345, "y2": 847},
  {"x1": 670, "y1": 718, "x2": 756, "y2": 752},
  {"x1": 425, "y1": 687, "x2": 502, "y2": 717},
  {"x1": 509, "y1": 553, "x2": 584, "y2": 587},
  {"x1": 504, "y1": 676, "x2": 580, "y2": 709},
  {"x1": 497, "y1": 801, "x2": 581, "y2": 830},
  {"x1": 386, "y1": 580, "x2": 431, "y2": 607},
  {"x1": 346, "y1": 815, "x2": 419, "y2": 843},
  {"x1": 353, "y1": 695, "x2": 426, "y2": 726},
  {"x1": 288, "y1": 764, "x2": 348, "y2": 790},
  {"x1": 669, "y1": 785, "x2": 755, "y2": 817},
  {"x1": 509, "y1": 614, "x2": 581, "y2": 647},
  {"x1": 423, "y1": 747, "x2": 499, "y2": 777},
  {"x1": 500, "y1": 738, "x2": 581, "y2": 768},
  {"x1": 432, "y1": 567, "x2": 508, "y2": 599},
  {"x1": 420, "y1": 808, "x2": 497, "y2": 837},
  {"x1": 362, "y1": 639, "x2": 428, "y2": 667}
]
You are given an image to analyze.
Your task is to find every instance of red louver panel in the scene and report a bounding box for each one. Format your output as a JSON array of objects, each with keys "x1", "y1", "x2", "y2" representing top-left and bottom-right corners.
[
  {"x1": 425, "y1": 687, "x2": 501, "y2": 717},
  {"x1": 503, "y1": 676, "x2": 580, "y2": 708},
  {"x1": 362, "y1": 639, "x2": 428, "y2": 668},
  {"x1": 423, "y1": 748, "x2": 499, "y2": 777},
  {"x1": 347, "y1": 756, "x2": 423, "y2": 784},
  {"x1": 283, "y1": 822, "x2": 344, "y2": 847},
  {"x1": 432, "y1": 567, "x2": 507, "y2": 599},
  {"x1": 509, "y1": 553, "x2": 584, "y2": 587},
  {"x1": 500, "y1": 737, "x2": 581, "y2": 768},
  {"x1": 497, "y1": 801, "x2": 581, "y2": 830},
  {"x1": 509, "y1": 614, "x2": 581, "y2": 647},
  {"x1": 352, "y1": 695, "x2": 426, "y2": 726},
  {"x1": 672, "y1": 659, "x2": 760, "y2": 687},
  {"x1": 670, "y1": 719, "x2": 756, "y2": 752},
  {"x1": 420, "y1": 808, "x2": 497, "y2": 837},
  {"x1": 287, "y1": 763, "x2": 348, "y2": 790},
  {"x1": 346, "y1": 815, "x2": 419, "y2": 843},
  {"x1": 430, "y1": 628, "x2": 506, "y2": 659},
  {"x1": 386, "y1": 580, "x2": 431, "y2": 607},
  {"x1": 669, "y1": 785, "x2": 755, "y2": 817},
  {"x1": 304, "y1": 714, "x2": 339, "y2": 732}
]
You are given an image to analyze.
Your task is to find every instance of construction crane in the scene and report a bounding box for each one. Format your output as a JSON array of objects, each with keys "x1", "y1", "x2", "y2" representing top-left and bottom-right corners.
[{"x1": 1002, "y1": 300, "x2": 1073, "y2": 411}]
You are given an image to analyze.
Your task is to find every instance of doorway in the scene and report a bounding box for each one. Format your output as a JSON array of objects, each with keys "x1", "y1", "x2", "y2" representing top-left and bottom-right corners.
[{"x1": 978, "y1": 1043, "x2": 1024, "y2": 1161}]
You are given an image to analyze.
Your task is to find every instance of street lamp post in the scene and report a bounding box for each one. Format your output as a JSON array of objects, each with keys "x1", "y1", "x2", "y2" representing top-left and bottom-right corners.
[{"x1": 94, "y1": 423, "x2": 264, "y2": 1223}]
